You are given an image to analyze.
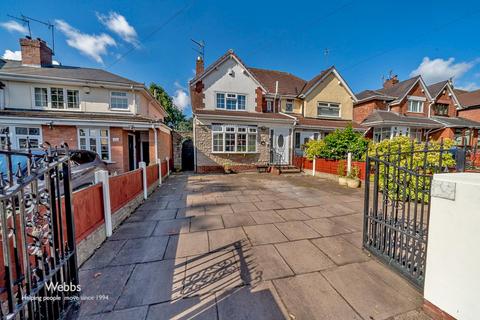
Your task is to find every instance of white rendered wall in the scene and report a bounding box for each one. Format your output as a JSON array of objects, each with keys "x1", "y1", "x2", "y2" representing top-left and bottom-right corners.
[{"x1": 424, "y1": 173, "x2": 480, "y2": 320}]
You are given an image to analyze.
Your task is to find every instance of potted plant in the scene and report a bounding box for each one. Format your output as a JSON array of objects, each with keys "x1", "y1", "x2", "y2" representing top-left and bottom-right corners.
[
  {"x1": 346, "y1": 166, "x2": 360, "y2": 188},
  {"x1": 337, "y1": 161, "x2": 347, "y2": 186}
]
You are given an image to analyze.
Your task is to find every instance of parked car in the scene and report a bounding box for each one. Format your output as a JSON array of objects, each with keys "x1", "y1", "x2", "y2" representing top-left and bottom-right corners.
[{"x1": 0, "y1": 149, "x2": 107, "y2": 192}]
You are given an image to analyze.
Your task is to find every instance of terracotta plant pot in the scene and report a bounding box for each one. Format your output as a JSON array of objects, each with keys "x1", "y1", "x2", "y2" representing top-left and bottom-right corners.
[
  {"x1": 347, "y1": 178, "x2": 360, "y2": 188},
  {"x1": 338, "y1": 176, "x2": 348, "y2": 186}
]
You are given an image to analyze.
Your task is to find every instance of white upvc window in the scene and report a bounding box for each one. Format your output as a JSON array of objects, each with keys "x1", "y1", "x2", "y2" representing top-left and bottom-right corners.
[
  {"x1": 373, "y1": 127, "x2": 392, "y2": 142},
  {"x1": 285, "y1": 99, "x2": 293, "y2": 112},
  {"x1": 110, "y1": 91, "x2": 129, "y2": 110},
  {"x1": 216, "y1": 92, "x2": 246, "y2": 110},
  {"x1": 34, "y1": 87, "x2": 48, "y2": 108},
  {"x1": 50, "y1": 87, "x2": 65, "y2": 109},
  {"x1": 317, "y1": 102, "x2": 340, "y2": 118},
  {"x1": 407, "y1": 97, "x2": 424, "y2": 113},
  {"x1": 78, "y1": 128, "x2": 111, "y2": 160},
  {"x1": 266, "y1": 99, "x2": 273, "y2": 112},
  {"x1": 67, "y1": 89, "x2": 80, "y2": 109},
  {"x1": 0, "y1": 126, "x2": 42, "y2": 149},
  {"x1": 211, "y1": 124, "x2": 257, "y2": 153}
]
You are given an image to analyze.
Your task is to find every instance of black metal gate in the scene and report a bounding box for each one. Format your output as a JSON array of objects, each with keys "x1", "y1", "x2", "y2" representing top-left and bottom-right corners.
[
  {"x1": 0, "y1": 139, "x2": 79, "y2": 319},
  {"x1": 363, "y1": 140, "x2": 455, "y2": 289}
]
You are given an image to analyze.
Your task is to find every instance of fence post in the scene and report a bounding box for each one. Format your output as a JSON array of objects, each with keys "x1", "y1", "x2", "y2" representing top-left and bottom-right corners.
[
  {"x1": 94, "y1": 170, "x2": 112, "y2": 237},
  {"x1": 139, "y1": 162, "x2": 148, "y2": 200},
  {"x1": 166, "y1": 157, "x2": 170, "y2": 176},
  {"x1": 157, "y1": 159, "x2": 162, "y2": 186},
  {"x1": 347, "y1": 152, "x2": 352, "y2": 175},
  {"x1": 312, "y1": 157, "x2": 316, "y2": 176}
]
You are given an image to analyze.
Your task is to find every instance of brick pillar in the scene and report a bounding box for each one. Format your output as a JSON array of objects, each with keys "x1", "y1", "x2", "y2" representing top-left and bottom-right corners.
[{"x1": 255, "y1": 87, "x2": 264, "y2": 112}]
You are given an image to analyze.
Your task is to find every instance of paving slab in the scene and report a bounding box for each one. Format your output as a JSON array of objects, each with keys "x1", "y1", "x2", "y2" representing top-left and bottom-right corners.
[
  {"x1": 273, "y1": 272, "x2": 361, "y2": 320},
  {"x1": 277, "y1": 199, "x2": 304, "y2": 209},
  {"x1": 146, "y1": 296, "x2": 218, "y2": 320},
  {"x1": 137, "y1": 201, "x2": 168, "y2": 211},
  {"x1": 153, "y1": 219, "x2": 191, "y2": 235},
  {"x1": 341, "y1": 231, "x2": 364, "y2": 249},
  {"x1": 176, "y1": 207, "x2": 206, "y2": 218},
  {"x1": 243, "y1": 224, "x2": 288, "y2": 245},
  {"x1": 275, "y1": 209, "x2": 310, "y2": 221},
  {"x1": 109, "y1": 222, "x2": 156, "y2": 240},
  {"x1": 300, "y1": 206, "x2": 336, "y2": 219},
  {"x1": 230, "y1": 202, "x2": 258, "y2": 213},
  {"x1": 236, "y1": 195, "x2": 261, "y2": 202},
  {"x1": 81, "y1": 240, "x2": 126, "y2": 270},
  {"x1": 190, "y1": 216, "x2": 224, "y2": 232},
  {"x1": 221, "y1": 214, "x2": 256, "y2": 228},
  {"x1": 323, "y1": 203, "x2": 357, "y2": 216},
  {"x1": 275, "y1": 240, "x2": 334, "y2": 274},
  {"x1": 305, "y1": 218, "x2": 352, "y2": 237},
  {"x1": 110, "y1": 236, "x2": 169, "y2": 265},
  {"x1": 216, "y1": 282, "x2": 288, "y2": 320},
  {"x1": 165, "y1": 232, "x2": 209, "y2": 259},
  {"x1": 204, "y1": 204, "x2": 234, "y2": 215},
  {"x1": 253, "y1": 201, "x2": 283, "y2": 211},
  {"x1": 251, "y1": 244, "x2": 294, "y2": 281},
  {"x1": 78, "y1": 265, "x2": 134, "y2": 316},
  {"x1": 116, "y1": 258, "x2": 185, "y2": 309},
  {"x1": 128, "y1": 209, "x2": 178, "y2": 222},
  {"x1": 329, "y1": 214, "x2": 363, "y2": 232},
  {"x1": 80, "y1": 306, "x2": 148, "y2": 320},
  {"x1": 208, "y1": 227, "x2": 249, "y2": 251},
  {"x1": 215, "y1": 196, "x2": 239, "y2": 204},
  {"x1": 311, "y1": 236, "x2": 370, "y2": 265},
  {"x1": 322, "y1": 261, "x2": 422, "y2": 320},
  {"x1": 249, "y1": 210, "x2": 285, "y2": 224},
  {"x1": 274, "y1": 221, "x2": 320, "y2": 240},
  {"x1": 167, "y1": 200, "x2": 188, "y2": 209}
]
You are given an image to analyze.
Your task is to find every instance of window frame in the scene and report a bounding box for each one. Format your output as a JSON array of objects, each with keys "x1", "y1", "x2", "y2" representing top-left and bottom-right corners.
[
  {"x1": 110, "y1": 91, "x2": 129, "y2": 110},
  {"x1": 266, "y1": 99, "x2": 273, "y2": 112},
  {"x1": 317, "y1": 102, "x2": 341, "y2": 118},
  {"x1": 0, "y1": 125, "x2": 42, "y2": 149},
  {"x1": 32, "y1": 86, "x2": 81, "y2": 110},
  {"x1": 211, "y1": 124, "x2": 258, "y2": 154},
  {"x1": 407, "y1": 97, "x2": 424, "y2": 113},
  {"x1": 77, "y1": 127, "x2": 111, "y2": 161},
  {"x1": 34, "y1": 87, "x2": 49, "y2": 108},
  {"x1": 285, "y1": 99, "x2": 294, "y2": 113},
  {"x1": 215, "y1": 92, "x2": 247, "y2": 111}
]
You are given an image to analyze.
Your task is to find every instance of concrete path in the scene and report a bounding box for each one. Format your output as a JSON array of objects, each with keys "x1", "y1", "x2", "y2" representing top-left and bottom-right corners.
[{"x1": 72, "y1": 173, "x2": 431, "y2": 320}]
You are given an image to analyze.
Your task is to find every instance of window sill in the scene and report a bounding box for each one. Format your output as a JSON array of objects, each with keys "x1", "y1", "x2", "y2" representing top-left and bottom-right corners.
[
  {"x1": 316, "y1": 115, "x2": 341, "y2": 119},
  {"x1": 109, "y1": 108, "x2": 131, "y2": 112},
  {"x1": 406, "y1": 111, "x2": 424, "y2": 114},
  {"x1": 212, "y1": 152, "x2": 259, "y2": 155},
  {"x1": 215, "y1": 108, "x2": 247, "y2": 111},
  {"x1": 103, "y1": 160, "x2": 116, "y2": 164}
]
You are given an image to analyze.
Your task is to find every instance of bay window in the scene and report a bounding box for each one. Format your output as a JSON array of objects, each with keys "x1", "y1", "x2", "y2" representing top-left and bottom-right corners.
[
  {"x1": 317, "y1": 102, "x2": 340, "y2": 118},
  {"x1": 216, "y1": 92, "x2": 246, "y2": 110},
  {"x1": 78, "y1": 128, "x2": 110, "y2": 160},
  {"x1": 211, "y1": 124, "x2": 257, "y2": 153}
]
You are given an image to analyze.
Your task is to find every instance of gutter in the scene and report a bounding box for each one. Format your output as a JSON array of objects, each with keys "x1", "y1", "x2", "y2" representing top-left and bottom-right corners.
[{"x1": 195, "y1": 113, "x2": 294, "y2": 124}]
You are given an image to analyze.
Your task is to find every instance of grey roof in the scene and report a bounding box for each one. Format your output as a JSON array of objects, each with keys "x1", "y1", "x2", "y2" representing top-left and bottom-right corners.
[
  {"x1": 431, "y1": 116, "x2": 480, "y2": 129},
  {"x1": 0, "y1": 59, "x2": 143, "y2": 86},
  {"x1": 362, "y1": 110, "x2": 442, "y2": 128},
  {"x1": 355, "y1": 76, "x2": 421, "y2": 102},
  {"x1": 427, "y1": 80, "x2": 449, "y2": 98}
]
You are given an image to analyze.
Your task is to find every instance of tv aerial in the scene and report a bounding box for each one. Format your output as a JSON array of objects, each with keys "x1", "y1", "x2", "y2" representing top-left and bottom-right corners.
[{"x1": 7, "y1": 14, "x2": 56, "y2": 55}]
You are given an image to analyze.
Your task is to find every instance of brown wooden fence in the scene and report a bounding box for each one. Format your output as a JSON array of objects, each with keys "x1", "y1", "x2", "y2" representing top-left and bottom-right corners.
[{"x1": 294, "y1": 156, "x2": 367, "y2": 180}]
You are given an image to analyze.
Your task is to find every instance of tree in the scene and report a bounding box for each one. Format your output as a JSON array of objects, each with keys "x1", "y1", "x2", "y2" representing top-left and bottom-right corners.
[{"x1": 149, "y1": 83, "x2": 189, "y2": 130}]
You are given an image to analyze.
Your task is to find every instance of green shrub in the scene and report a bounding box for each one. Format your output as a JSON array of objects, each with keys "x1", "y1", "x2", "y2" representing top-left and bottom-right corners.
[
  {"x1": 368, "y1": 136, "x2": 456, "y2": 202},
  {"x1": 304, "y1": 124, "x2": 369, "y2": 161},
  {"x1": 337, "y1": 160, "x2": 346, "y2": 176}
]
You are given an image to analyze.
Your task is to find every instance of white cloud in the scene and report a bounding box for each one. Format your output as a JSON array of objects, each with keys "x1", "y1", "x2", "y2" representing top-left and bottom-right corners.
[
  {"x1": 172, "y1": 82, "x2": 190, "y2": 111},
  {"x1": 55, "y1": 19, "x2": 116, "y2": 63},
  {"x1": 0, "y1": 20, "x2": 28, "y2": 34},
  {"x1": 410, "y1": 57, "x2": 476, "y2": 84},
  {"x1": 455, "y1": 82, "x2": 479, "y2": 91},
  {"x1": 97, "y1": 12, "x2": 139, "y2": 47},
  {"x1": 2, "y1": 49, "x2": 22, "y2": 60}
]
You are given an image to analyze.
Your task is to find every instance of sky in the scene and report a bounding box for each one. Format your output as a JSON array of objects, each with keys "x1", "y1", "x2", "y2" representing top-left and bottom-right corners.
[{"x1": 2, "y1": 0, "x2": 480, "y2": 117}]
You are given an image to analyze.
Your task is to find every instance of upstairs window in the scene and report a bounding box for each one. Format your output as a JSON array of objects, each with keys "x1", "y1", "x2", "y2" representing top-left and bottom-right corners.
[
  {"x1": 285, "y1": 100, "x2": 294, "y2": 112},
  {"x1": 317, "y1": 102, "x2": 340, "y2": 118},
  {"x1": 433, "y1": 104, "x2": 448, "y2": 116},
  {"x1": 266, "y1": 100, "x2": 273, "y2": 112},
  {"x1": 216, "y1": 92, "x2": 246, "y2": 110},
  {"x1": 67, "y1": 89, "x2": 80, "y2": 109},
  {"x1": 34, "y1": 88, "x2": 48, "y2": 108},
  {"x1": 408, "y1": 99, "x2": 424, "y2": 113},
  {"x1": 51, "y1": 88, "x2": 65, "y2": 109},
  {"x1": 111, "y1": 92, "x2": 129, "y2": 110}
]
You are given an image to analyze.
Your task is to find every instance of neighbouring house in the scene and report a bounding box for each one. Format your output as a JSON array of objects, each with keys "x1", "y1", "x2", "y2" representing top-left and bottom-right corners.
[
  {"x1": 354, "y1": 75, "x2": 480, "y2": 146},
  {"x1": 189, "y1": 49, "x2": 360, "y2": 173},
  {"x1": 0, "y1": 37, "x2": 172, "y2": 174}
]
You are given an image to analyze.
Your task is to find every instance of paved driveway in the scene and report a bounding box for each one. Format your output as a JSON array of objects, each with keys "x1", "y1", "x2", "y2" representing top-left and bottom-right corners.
[{"x1": 74, "y1": 173, "x2": 430, "y2": 320}]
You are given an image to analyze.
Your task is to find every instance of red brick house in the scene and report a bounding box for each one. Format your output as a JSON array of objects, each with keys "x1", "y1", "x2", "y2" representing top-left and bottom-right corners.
[
  {"x1": 0, "y1": 37, "x2": 172, "y2": 173},
  {"x1": 354, "y1": 75, "x2": 480, "y2": 146}
]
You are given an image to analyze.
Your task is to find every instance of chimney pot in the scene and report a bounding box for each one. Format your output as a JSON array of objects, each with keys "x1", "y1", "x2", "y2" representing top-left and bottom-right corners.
[
  {"x1": 195, "y1": 56, "x2": 204, "y2": 77},
  {"x1": 19, "y1": 37, "x2": 53, "y2": 67}
]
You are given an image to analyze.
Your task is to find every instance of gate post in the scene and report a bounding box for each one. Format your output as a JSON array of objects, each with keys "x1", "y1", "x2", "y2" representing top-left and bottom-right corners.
[
  {"x1": 95, "y1": 170, "x2": 113, "y2": 237},
  {"x1": 157, "y1": 159, "x2": 163, "y2": 186},
  {"x1": 139, "y1": 162, "x2": 148, "y2": 200},
  {"x1": 312, "y1": 157, "x2": 316, "y2": 176},
  {"x1": 347, "y1": 152, "x2": 352, "y2": 175}
]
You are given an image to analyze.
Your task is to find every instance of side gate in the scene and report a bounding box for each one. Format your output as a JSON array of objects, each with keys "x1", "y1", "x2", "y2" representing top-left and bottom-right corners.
[
  {"x1": 0, "y1": 140, "x2": 79, "y2": 319},
  {"x1": 363, "y1": 140, "x2": 455, "y2": 289}
]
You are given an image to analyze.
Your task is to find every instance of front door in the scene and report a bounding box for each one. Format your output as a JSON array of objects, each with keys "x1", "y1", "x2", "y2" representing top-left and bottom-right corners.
[{"x1": 271, "y1": 128, "x2": 290, "y2": 165}]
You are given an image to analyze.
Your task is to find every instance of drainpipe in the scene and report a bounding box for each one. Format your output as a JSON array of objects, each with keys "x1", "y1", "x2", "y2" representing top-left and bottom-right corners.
[
  {"x1": 428, "y1": 101, "x2": 434, "y2": 118},
  {"x1": 152, "y1": 125, "x2": 158, "y2": 163},
  {"x1": 193, "y1": 115, "x2": 197, "y2": 173}
]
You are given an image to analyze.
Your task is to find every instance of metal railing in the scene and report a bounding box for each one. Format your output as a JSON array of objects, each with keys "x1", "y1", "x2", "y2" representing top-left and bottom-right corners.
[{"x1": 0, "y1": 137, "x2": 78, "y2": 319}]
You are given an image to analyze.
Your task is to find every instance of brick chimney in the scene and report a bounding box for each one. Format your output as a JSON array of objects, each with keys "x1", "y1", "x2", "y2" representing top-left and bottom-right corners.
[
  {"x1": 383, "y1": 75, "x2": 399, "y2": 89},
  {"x1": 195, "y1": 56, "x2": 204, "y2": 76},
  {"x1": 19, "y1": 37, "x2": 53, "y2": 67}
]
